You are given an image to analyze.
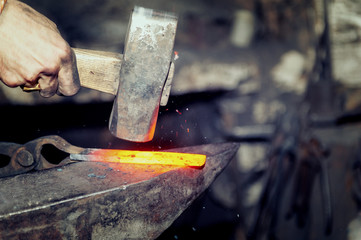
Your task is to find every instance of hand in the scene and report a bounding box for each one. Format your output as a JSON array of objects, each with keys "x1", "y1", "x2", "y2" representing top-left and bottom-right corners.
[{"x1": 0, "y1": 0, "x2": 80, "y2": 97}]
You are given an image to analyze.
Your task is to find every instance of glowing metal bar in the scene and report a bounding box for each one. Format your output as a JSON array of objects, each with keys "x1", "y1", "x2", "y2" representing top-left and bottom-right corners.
[{"x1": 70, "y1": 149, "x2": 206, "y2": 167}]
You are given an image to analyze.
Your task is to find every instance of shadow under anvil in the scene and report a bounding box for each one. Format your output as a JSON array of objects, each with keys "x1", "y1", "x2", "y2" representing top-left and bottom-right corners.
[{"x1": 0, "y1": 142, "x2": 239, "y2": 240}]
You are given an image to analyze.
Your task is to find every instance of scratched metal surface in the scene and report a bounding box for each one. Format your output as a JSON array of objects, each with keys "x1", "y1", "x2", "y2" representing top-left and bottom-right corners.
[
  {"x1": 0, "y1": 142, "x2": 239, "y2": 240},
  {"x1": 109, "y1": 7, "x2": 177, "y2": 142}
]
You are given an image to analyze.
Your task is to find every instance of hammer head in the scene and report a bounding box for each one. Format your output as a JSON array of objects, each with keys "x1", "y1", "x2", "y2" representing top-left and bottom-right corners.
[{"x1": 109, "y1": 7, "x2": 177, "y2": 142}]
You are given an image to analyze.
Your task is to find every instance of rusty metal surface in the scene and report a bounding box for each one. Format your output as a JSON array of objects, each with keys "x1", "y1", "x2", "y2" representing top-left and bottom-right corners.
[
  {"x1": 0, "y1": 135, "x2": 84, "y2": 178},
  {"x1": 0, "y1": 142, "x2": 239, "y2": 239},
  {"x1": 109, "y1": 6, "x2": 177, "y2": 142}
]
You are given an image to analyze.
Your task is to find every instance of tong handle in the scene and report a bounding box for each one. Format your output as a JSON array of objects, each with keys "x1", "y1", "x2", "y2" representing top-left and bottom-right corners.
[{"x1": 23, "y1": 135, "x2": 85, "y2": 170}]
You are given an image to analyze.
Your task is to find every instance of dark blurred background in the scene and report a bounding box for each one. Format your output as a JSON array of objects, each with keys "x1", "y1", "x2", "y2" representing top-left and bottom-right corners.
[{"x1": 2, "y1": 0, "x2": 361, "y2": 239}]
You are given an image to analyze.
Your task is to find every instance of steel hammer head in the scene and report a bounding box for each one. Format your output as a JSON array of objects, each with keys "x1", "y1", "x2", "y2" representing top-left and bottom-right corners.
[{"x1": 109, "y1": 6, "x2": 177, "y2": 142}]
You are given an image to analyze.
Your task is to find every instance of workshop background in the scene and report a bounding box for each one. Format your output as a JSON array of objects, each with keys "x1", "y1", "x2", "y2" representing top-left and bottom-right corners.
[{"x1": 1, "y1": 0, "x2": 361, "y2": 239}]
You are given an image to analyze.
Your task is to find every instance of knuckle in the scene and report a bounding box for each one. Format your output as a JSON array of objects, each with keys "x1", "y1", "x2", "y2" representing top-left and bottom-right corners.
[
  {"x1": 56, "y1": 42, "x2": 72, "y2": 61},
  {"x1": 40, "y1": 52, "x2": 61, "y2": 74},
  {"x1": 47, "y1": 19, "x2": 59, "y2": 32},
  {"x1": 23, "y1": 71, "x2": 40, "y2": 82},
  {"x1": 44, "y1": 61, "x2": 59, "y2": 74},
  {"x1": 21, "y1": 64, "x2": 43, "y2": 82},
  {"x1": 38, "y1": 77, "x2": 57, "y2": 98},
  {"x1": 1, "y1": 73, "x2": 24, "y2": 87},
  {"x1": 4, "y1": 80, "x2": 21, "y2": 88},
  {"x1": 1, "y1": 66, "x2": 24, "y2": 87}
]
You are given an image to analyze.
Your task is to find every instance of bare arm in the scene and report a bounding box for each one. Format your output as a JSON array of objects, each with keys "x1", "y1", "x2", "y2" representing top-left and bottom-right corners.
[{"x1": 0, "y1": 0, "x2": 80, "y2": 97}]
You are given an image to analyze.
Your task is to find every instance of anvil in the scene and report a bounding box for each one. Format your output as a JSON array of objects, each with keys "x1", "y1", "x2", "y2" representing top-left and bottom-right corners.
[{"x1": 0, "y1": 142, "x2": 239, "y2": 239}]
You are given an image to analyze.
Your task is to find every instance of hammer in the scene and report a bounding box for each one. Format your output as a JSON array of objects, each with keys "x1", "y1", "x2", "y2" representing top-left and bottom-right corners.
[{"x1": 26, "y1": 6, "x2": 177, "y2": 143}]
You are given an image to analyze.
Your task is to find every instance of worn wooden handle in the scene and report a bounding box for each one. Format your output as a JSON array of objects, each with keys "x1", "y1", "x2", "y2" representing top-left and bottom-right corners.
[{"x1": 73, "y1": 48, "x2": 122, "y2": 95}]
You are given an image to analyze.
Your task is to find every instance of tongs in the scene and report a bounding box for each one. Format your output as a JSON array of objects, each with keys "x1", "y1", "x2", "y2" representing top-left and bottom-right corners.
[
  {"x1": 0, "y1": 135, "x2": 206, "y2": 178},
  {"x1": 0, "y1": 135, "x2": 84, "y2": 178}
]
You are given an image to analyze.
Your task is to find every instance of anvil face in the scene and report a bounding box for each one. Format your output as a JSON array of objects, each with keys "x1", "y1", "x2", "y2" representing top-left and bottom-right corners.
[{"x1": 0, "y1": 142, "x2": 239, "y2": 239}]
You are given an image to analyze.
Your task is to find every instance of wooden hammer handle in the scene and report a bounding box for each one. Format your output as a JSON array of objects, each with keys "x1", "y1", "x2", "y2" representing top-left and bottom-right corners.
[{"x1": 73, "y1": 48, "x2": 122, "y2": 95}]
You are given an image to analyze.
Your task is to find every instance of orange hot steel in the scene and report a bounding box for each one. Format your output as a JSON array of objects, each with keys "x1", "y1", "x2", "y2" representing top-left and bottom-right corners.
[{"x1": 70, "y1": 149, "x2": 207, "y2": 167}]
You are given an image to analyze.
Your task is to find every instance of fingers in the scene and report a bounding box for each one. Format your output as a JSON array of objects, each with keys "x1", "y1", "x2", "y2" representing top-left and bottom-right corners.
[
  {"x1": 0, "y1": 45, "x2": 80, "y2": 97},
  {"x1": 0, "y1": 70, "x2": 24, "y2": 88},
  {"x1": 37, "y1": 45, "x2": 80, "y2": 97},
  {"x1": 57, "y1": 48, "x2": 80, "y2": 96},
  {"x1": 38, "y1": 74, "x2": 58, "y2": 98},
  {"x1": 36, "y1": 46, "x2": 80, "y2": 97}
]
